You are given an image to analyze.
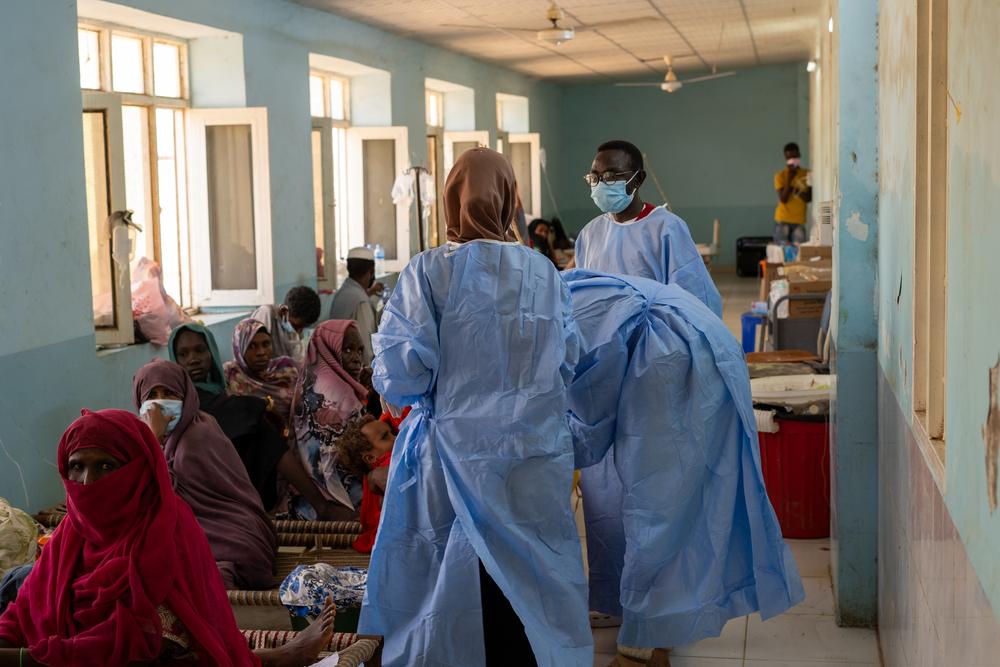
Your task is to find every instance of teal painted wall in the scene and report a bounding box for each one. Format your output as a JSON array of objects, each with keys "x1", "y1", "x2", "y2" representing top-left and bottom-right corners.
[
  {"x1": 0, "y1": 0, "x2": 816, "y2": 514},
  {"x1": 552, "y1": 62, "x2": 811, "y2": 267},
  {"x1": 829, "y1": 0, "x2": 879, "y2": 627},
  {"x1": 0, "y1": 0, "x2": 563, "y2": 510}
]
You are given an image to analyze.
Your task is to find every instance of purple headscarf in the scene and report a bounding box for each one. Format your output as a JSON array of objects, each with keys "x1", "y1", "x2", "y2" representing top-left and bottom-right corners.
[
  {"x1": 133, "y1": 358, "x2": 276, "y2": 590},
  {"x1": 223, "y1": 318, "x2": 298, "y2": 426}
]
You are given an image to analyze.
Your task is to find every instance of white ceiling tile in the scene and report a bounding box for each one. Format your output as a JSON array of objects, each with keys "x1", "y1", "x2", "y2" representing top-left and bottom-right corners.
[{"x1": 291, "y1": 0, "x2": 821, "y2": 78}]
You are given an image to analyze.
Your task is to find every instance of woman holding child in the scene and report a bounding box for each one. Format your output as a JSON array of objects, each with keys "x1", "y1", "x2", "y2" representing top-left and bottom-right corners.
[{"x1": 291, "y1": 320, "x2": 371, "y2": 519}]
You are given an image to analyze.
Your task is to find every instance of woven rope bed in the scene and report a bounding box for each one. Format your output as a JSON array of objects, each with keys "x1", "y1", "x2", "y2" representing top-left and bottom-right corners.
[{"x1": 241, "y1": 629, "x2": 382, "y2": 667}]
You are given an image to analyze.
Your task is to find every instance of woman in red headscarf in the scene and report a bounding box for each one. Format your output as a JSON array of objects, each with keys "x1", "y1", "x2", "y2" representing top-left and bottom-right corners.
[
  {"x1": 0, "y1": 409, "x2": 335, "y2": 667},
  {"x1": 291, "y1": 320, "x2": 370, "y2": 520}
]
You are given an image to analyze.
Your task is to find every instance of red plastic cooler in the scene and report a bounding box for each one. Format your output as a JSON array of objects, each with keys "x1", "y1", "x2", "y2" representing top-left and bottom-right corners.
[{"x1": 758, "y1": 417, "x2": 830, "y2": 539}]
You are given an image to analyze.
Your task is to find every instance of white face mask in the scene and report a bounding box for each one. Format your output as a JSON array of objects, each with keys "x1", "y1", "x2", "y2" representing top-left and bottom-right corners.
[
  {"x1": 786, "y1": 158, "x2": 802, "y2": 168},
  {"x1": 139, "y1": 399, "x2": 183, "y2": 435}
]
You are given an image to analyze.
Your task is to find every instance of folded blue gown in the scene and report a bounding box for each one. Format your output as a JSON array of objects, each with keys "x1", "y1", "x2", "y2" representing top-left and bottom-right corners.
[
  {"x1": 565, "y1": 270, "x2": 803, "y2": 648},
  {"x1": 359, "y1": 242, "x2": 593, "y2": 666}
]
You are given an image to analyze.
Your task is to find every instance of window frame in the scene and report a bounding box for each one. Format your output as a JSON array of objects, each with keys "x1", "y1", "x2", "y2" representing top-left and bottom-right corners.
[
  {"x1": 79, "y1": 21, "x2": 189, "y2": 100},
  {"x1": 310, "y1": 70, "x2": 351, "y2": 122},
  {"x1": 312, "y1": 117, "x2": 340, "y2": 291},
  {"x1": 345, "y1": 125, "x2": 411, "y2": 272},
  {"x1": 912, "y1": 0, "x2": 948, "y2": 479},
  {"x1": 186, "y1": 107, "x2": 275, "y2": 308},
  {"x1": 425, "y1": 89, "x2": 444, "y2": 129},
  {"x1": 81, "y1": 93, "x2": 134, "y2": 346},
  {"x1": 78, "y1": 22, "x2": 193, "y2": 336},
  {"x1": 507, "y1": 132, "x2": 543, "y2": 221}
]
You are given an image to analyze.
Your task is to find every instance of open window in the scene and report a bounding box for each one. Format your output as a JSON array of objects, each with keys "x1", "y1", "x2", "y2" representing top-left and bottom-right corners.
[
  {"x1": 507, "y1": 132, "x2": 542, "y2": 221},
  {"x1": 345, "y1": 126, "x2": 410, "y2": 272},
  {"x1": 82, "y1": 94, "x2": 133, "y2": 346},
  {"x1": 186, "y1": 107, "x2": 274, "y2": 308}
]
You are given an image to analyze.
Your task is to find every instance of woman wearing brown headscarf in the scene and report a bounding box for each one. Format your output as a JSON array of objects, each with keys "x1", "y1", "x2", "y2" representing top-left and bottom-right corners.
[
  {"x1": 357, "y1": 148, "x2": 593, "y2": 666},
  {"x1": 133, "y1": 358, "x2": 277, "y2": 591}
]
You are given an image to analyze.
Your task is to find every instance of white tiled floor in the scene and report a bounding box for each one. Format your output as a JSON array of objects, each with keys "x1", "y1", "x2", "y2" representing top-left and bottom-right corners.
[
  {"x1": 589, "y1": 271, "x2": 882, "y2": 666},
  {"x1": 589, "y1": 540, "x2": 881, "y2": 666}
]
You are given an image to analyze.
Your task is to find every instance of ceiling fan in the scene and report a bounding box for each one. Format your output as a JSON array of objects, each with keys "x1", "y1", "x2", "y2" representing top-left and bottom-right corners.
[
  {"x1": 443, "y1": 2, "x2": 659, "y2": 47},
  {"x1": 614, "y1": 55, "x2": 736, "y2": 93}
]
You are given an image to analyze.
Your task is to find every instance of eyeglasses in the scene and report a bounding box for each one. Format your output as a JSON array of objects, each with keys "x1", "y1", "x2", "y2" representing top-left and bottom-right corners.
[{"x1": 583, "y1": 170, "x2": 635, "y2": 186}]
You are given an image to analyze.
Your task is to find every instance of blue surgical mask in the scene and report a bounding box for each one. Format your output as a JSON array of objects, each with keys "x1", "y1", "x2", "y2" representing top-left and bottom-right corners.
[
  {"x1": 139, "y1": 399, "x2": 184, "y2": 435},
  {"x1": 590, "y1": 173, "x2": 638, "y2": 214},
  {"x1": 280, "y1": 319, "x2": 296, "y2": 335}
]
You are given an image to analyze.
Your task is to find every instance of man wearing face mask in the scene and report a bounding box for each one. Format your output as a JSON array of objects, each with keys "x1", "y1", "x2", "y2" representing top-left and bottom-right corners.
[
  {"x1": 773, "y1": 142, "x2": 812, "y2": 244},
  {"x1": 251, "y1": 286, "x2": 321, "y2": 364},
  {"x1": 575, "y1": 140, "x2": 722, "y2": 317},
  {"x1": 328, "y1": 247, "x2": 384, "y2": 365}
]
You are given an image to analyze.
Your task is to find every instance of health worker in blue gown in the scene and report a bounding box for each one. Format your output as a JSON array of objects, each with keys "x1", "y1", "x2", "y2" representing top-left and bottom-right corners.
[
  {"x1": 575, "y1": 140, "x2": 723, "y2": 317},
  {"x1": 358, "y1": 148, "x2": 593, "y2": 667},
  {"x1": 565, "y1": 270, "x2": 803, "y2": 665}
]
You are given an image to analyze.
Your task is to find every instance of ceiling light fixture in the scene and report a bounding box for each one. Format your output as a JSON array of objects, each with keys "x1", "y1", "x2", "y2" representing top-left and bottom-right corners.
[
  {"x1": 807, "y1": 60, "x2": 817, "y2": 72},
  {"x1": 537, "y1": 26, "x2": 575, "y2": 45},
  {"x1": 536, "y1": 2, "x2": 575, "y2": 45}
]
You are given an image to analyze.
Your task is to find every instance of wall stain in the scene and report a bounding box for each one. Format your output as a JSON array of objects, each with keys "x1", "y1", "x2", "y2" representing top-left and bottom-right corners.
[
  {"x1": 984, "y1": 357, "x2": 1000, "y2": 512},
  {"x1": 896, "y1": 275, "x2": 902, "y2": 305},
  {"x1": 947, "y1": 90, "x2": 962, "y2": 123}
]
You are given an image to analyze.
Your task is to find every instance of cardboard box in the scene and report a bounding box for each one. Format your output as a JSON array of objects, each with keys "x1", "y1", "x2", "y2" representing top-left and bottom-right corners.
[
  {"x1": 785, "y1": 274, "x2": 831, "y2": 318},
  {"x1": 798, "y1": 245, "x2": 833, "y2": 261}
]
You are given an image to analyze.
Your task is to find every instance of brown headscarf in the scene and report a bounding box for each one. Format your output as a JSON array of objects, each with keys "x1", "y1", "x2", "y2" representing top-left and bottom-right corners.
[
  {"x1": 133, "y1": 359, "x2": 277, "y2": 590},
  {"x1": 444, "y1": 147, "x2": 518, "y2": 243}
]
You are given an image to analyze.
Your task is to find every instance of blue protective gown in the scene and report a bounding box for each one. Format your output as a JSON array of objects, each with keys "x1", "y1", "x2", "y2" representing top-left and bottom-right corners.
[
  {"x1": 565, "y1": 270, "x2": 803, "y2": 648},
  {"x1": 359, "y1": 241, "x2": 593, "y2": 666},
  {"x1": 575, "y1": 206, "x2": 723, "y2": 317}
]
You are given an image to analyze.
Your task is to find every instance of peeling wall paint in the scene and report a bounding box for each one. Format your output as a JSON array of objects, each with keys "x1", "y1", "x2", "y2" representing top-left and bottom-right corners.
[
  {"x1": 985, "y1": 358, "x2": 1000, "y2": 512},
  {"x1": 841, "y1": 185, "x2": 876, "y2": 243}
]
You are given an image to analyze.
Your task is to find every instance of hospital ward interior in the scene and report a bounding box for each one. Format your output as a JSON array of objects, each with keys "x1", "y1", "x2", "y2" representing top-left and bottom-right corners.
[{"x1": 1, "y1": 0, "x2": 998, "y2": 665}]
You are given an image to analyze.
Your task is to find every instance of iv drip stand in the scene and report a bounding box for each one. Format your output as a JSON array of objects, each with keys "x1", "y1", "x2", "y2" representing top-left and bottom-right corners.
[{"x1": 405, "y1": 166, "x2": 430, "y2": 252}]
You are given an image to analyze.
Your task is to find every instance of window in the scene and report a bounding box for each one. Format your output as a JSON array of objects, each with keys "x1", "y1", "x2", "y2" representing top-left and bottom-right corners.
[
  {"x1": 507, "y1": 133, "x2": 542, "y2": 221},
  {"x1": 913, "y1": 0, "x2": 948, "y2": 468},
  {"x1": 310, "y1": 70, "x2": 351, "y2": 288},
  {"x1": 425, "y1": 88, "x2": 445, "y2": 246},
  {"x1": 310, "y1": 71, "x2": 350, "y2": 122},
  {"x1": 79, "y1": 24, "x2": 189, "y2": 344},
  {"x1": 345, "y1": 126, "x2": 411, "y2": 271},
  {"x1": 187, "y1": 108, "x2": 274, "y2": 306},
  {"x1": 79, "y1": 23, "x2": 271, "y2": 345},
  {"x1": 426, "y1": 90, "x2": 443, "y2": 128},
  {"x1": 310, "y1": 66, "x2": 408, "y2": 273}
]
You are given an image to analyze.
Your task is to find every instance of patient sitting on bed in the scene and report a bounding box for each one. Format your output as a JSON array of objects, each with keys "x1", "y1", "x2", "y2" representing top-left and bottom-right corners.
[{"x1": 337, "y1": 416, "x2": 396, "y2": 553}]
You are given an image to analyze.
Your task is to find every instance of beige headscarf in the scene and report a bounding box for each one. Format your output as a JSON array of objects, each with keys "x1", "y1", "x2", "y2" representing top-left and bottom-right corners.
[
  {"x1": 0, "y1": 497, "x2": 38, "y2": 571},
  {"x1": 444, "y1": 147, "x2": 518, "y2": 243}
]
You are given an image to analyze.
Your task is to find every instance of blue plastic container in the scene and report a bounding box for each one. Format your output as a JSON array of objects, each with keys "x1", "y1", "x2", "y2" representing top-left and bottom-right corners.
[{"x1": 741, "y1": 312, "x2": 765, "y2": 354}]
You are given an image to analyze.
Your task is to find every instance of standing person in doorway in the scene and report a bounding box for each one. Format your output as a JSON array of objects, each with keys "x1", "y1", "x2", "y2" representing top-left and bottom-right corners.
[
  {"x1": 358, "y1": 148, "x2": 592, "y2": 666},
  {"x1": 575, "y1": 140, "x2": 722, "y2": 317},
  {"x1": 328, "y1": 248, "x2": 383, "y2": 365},
  {"x1": 773, "y1": 141, "x2": 812, "y2": 244}
]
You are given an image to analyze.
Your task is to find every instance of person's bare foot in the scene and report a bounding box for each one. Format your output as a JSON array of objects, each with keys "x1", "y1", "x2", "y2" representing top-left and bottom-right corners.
[
  {"x1": 258, "y1": 596, "x2": 336, "y2": 667},
  {"x1": 316, "y1": 501, "x2": 358, "y2": 522}
]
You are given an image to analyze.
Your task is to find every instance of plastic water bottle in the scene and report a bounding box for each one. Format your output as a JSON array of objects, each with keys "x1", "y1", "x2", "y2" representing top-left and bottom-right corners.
[{"x1": 374, "y1": 244, "x2": 385, "y2": 277}]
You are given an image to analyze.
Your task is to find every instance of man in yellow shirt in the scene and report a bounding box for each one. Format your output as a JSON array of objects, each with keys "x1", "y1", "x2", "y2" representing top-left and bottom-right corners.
[{"x1": 773, "y1": 142, "x2": 811, "y2": 243}]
